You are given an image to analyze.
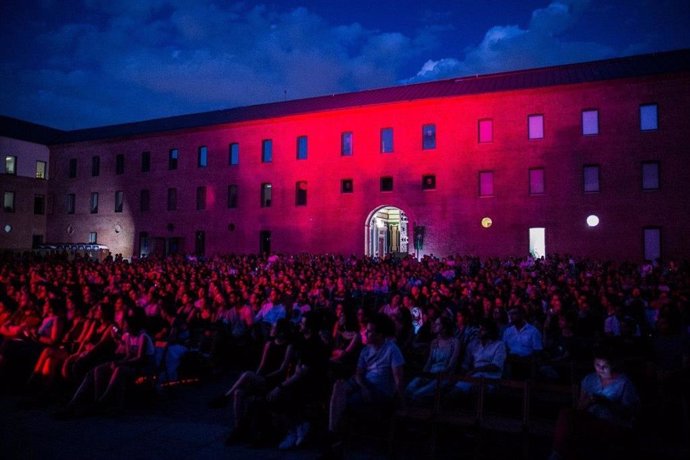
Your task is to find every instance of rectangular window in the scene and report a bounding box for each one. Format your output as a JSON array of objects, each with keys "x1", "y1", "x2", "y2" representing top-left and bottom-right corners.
[
  {"x1": 3, "y1": 191, "x2": 15, "y2": 212},
  {"x1": 4, "y1": 156, "x2": 16, "y2": 175},
  {"x1": 91, "y1": 156, "x2": 100, "y2": 177},
  {"x1": 422, "y1": 175, "x2": 436, "y2": 190},
  {"x1": 583, "y1": 165, "x2": 600, "y2": 192},
  {"x1": 66, "y1": 193, "x2": 75, "y2": 214},
  {"x1": 90, "y1": 192, "x2": 99, "y2": 214},
  {"x1": 582, "y1": 110, "x2": 599, "y2": 135},
  {"x1": 198, "y1": 146, "x2": 208, "y2": 168},
  {"x1": 341, "y1": 132, "x2": 353, "y2": 156},
  {"x1": 140, "y1": 189, "x2": 150, "y2": 212},
  {"x1": 169, "y1": 149, "x2": 179, "y2": 170},
  {"x1": 114, "y1": 191, "x2": 124, "y2": 213},
  {"x1": 380, "y1": 128, "x2": 394, "y2": 153},
  {"x1": 296, "y1": 136, "x2": 308, "y2": 160},
  {"x1": 295, "y1": 181, "x2": 308, "y2": 206},
  {"x1": 115, "y1": 154, "x2": 125, "y2": 175},
  {"x1": 141, "y1": 151, "x2": 151, "y2": 172},
  {"x1": 341, "y1": 179, "x2": 353, "y2": 193},
  {"x1": 229, "y1": 143, "x2": 239, "y2": 166},
  {"x1": 167, "y1": 188, "x2": 177, "y2": 211},
  {"x1": 88, "y1": 232, "x2": 97, "y2": 244},
  {"x1": 478, "y1": 119, "x2": 493, "y2": 143},
  {"x1": 643, "y1": 227, "x2": 661, "y2": 261},
  {"x1": 479, "y1": 171, "x2": 494, "y2": 197},
  {"x1": 35, "y1": 161, "x2": 47, "y2": 179},
  {"x1": 528, "y1": 114, "x2": 544, "y2": 139},
  {"x1": 196, "y1": 186, "x2": 207, "y2": 210},
  {"x1": 380, "y1": 176, "x2": 393, "y2": 192},
  {"x1": 261, "y1": 183, "x2": 272, "y2": 207},
  {"x1": 68, "y1": 158, "x2": 77, "y2": 178},
  {"x1": 34, "y1": 195, "x2": 45, "y2": 215},
  {"x1": 642, "y1": 161, "x2": 660, "y2": 190},
  {"x1": 227, "y1": 184, "x2": 238, "y2": 208},
  {"x1": 640, "y1": 104, "x2": 658, "y2": 131},
  {"x1": 422, "y1": 124, "x2": 436, "y2": 150},
  {"x1": 529, "y1": 168, "x2": 545, "y2": 195},
  {"x1": 262, "y1": 139, "x2": 273, "y2": 163}
]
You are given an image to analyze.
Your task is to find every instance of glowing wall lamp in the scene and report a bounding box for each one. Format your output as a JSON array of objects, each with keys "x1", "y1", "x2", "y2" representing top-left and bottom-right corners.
[{"x1": 586, "y1": 215, "x2": 600, "y2": 227}]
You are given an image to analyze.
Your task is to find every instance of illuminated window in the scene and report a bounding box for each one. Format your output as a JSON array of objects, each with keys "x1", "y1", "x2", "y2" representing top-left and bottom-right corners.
[
  {"x1": 422, "y1": 175, "x2": 436, "y2": 190},
  {"x1": 68, "y1": 158, "x2": 77, "y2": 178},
  {"x1": 296, "y1": 136, "x2": 308, "y2": 160},
  {"x1": 140, "y1": 189, "x2": 150, "y2": 212},
  {"x1": 380, "y1": 128, "x2": 394, "y2": 153},
  {"x1": 261, "y1": 183, "x2": 272, "y2": 207},
  {"x1": 642, "y1": 161, "x2": 659, "y2": 190},
  {"x1": 4, "y1": 156, "x2": 16, "y2": 175},
  {"x1": 529, "y1": 168, "x2": 545, "y2": 195},
  {"x1": 341, "y1": 179, "x2": 353, "y2": 193},
  {"x1": 341, "y1": 132, "x2": 353, "y2": 156},
  {"x1": 198, "y1": 146, "x2": 208, "y2": 168},
  {"x1": 114, "y1": 191, "x2": 124, "y2": 213},
  {"x1": 115, "y1": 154, "x2": 125, "y2": 175},
  {"x1": 167, "y1": 188, "x2": 177, "y2": 211},
  {"x1": 296, "y1": 181, "x2": 307, "y2": 206},
  {"x1": 88, "y1": 232, "x2": 97, "y2": 244},
  {"x1": 90, "y1": 192, "x2": 99, "y2": 214},
  {"x1": 91, "y1": 156, "x2": 100, "y2": 177},
  {"x1": 141, "y1": 151, "x2": 151, "y2": 172},
  {"x1": 640, "y1": 104, "x2": 658, "y2": 131},
  {"x1": 196, "y1": 186, "x2": 206, "y2": 210},
  {"x1": 583, "y1": 165, "x2": 600, "y2": 192},
  {"x1": 479, "y1": 171, "x2": 494, "y2": 197},
  {"x1": 3, "y1": 191, "x2": 15, "y2": 212},
  {"x1": 36, "y1": 161, "x2": 47, "y2": 179},
  {"x1": 169, "y1": 149, "x2": 179, "y2": 170},
  {"x1": 66, "y1": 193, "x2": 75, "y2": 214},
  {"x1": 422, "y1": 124, "x2": 436, "y2": 150},
  {"x1": 643, "y1": 227, "x2": 661, "y2": 261},
  {"x1": 228, "y1": 184, "x2": 238, "y2": 208},
  {"x1": 582, "y1": 110, "x2": 599, "y2": 135},
  {"x1": 478, "y1": 119, "x2": 493, "y2": 143},
  {"x1": 262, "y1": 139, "x2": 273, "y2": 163},
  {"x1": 380, "y1": 176, "x2": 393, "y2": 191},
  {"x1": 528, "y1": 114, "x2": 544, "y2": 139},
  {"x1": 229, "y1": 143, "x2": 239, "y2": 166}
]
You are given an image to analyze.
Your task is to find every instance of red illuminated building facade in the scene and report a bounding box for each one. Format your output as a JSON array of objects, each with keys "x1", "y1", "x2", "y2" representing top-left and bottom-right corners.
[{"x1": 2, "y1": 49, "x2": 690, "y2": 261}]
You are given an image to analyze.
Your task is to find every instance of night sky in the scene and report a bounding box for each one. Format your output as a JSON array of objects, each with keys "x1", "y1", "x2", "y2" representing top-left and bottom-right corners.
[{"x1": 1, "y1": 0, "x2": 688, "y2": 130}]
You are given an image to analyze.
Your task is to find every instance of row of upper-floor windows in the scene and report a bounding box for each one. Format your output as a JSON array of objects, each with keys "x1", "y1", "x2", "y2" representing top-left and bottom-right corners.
[
  {"x1": 2, "y1": 156, "x2": 48, "y2": 179},
  {"x1": 47, "y1": 160, "x2": 662, "y2": 215},
  {"x1": 63, "y1": 104, "x2": 661, "y2": 178}
]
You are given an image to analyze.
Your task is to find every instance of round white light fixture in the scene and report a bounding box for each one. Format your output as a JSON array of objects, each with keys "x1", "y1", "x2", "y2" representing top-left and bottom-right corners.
[
  {"x1": 3, "y1": 224, "x2": 11, "y2": 233},
  {"x1": 481, "y1": 217, "x2": 493, "y2": 228},
  {"x1": 586, "y1": 215, "x2": 600, "y2": 227}
]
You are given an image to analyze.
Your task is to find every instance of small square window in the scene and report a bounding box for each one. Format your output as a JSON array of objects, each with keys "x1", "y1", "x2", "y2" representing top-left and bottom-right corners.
[
  {"x1": 380, "y1": 176, "x2": 393, "y2": 192},
  {"x1": 528, "y1": 115, "x2": 544, "y2": 140},
  {"x1": 91, "y1": 156, "x2": 100, "y2": 177},
  {"x1": 296, "y1": 136, "x2": 308, "y2": 160},
  {"x1": 341, "y1": 179, "x2": 353, "y2": 193},
  {"x1": 229, "y1": 143, "x2": 239, "y2": 166},
  {"x1": 422, "y1": 124, "x2": 436, "y2": 150},
  {"x1": 115, "y1": 154, "x2": 125, "y2": 175},
  {"x1": 198, "y1": 146, "x2": 208, "y2": 168},
  {"x1": 582, "y1": 110, "x2": 599, "y2": 136},
  {"x1": 169, "y1": 149, "x2": 179, "y2": 170},
  {"x1": 262, "y1": 140, "x2": 273, "y2": 163},
  {"x1": 478, "y1": 119, "x2": 493, "y2": 143},
  {"x1": 90, "y1": 192, "x2": 99, "y2": 213},
  {"x1": 642, "y1": 161, "x2": 659, "y2": 190},
  {"x1": 141, "y1": 151, "x2": 151, "y2": 172},
  {"x1": 380, "y1": 128, "x2": 394, "y2": 153},
  {"x1": 35, "y1": 161, "x2": 47, "y2": 179},
  {"x1": 295, "y1": 181, "x2": 307, "y2": 206},
  {"x1": 422, "y1": 175, "x2": 436, "y2": 190},
  {"x1": 114, "y1": 191, "x2": 124, "y2": 213},
  {"x1": 640, "y1": 104, "x2": 658, "y2": 131},
  {"x1": 4, "y1": 156, "x2": 17, "y2": 175},
  {"x1": 479, "y1": 171, "x2": 494, "y2": 197},
  {"x1": 583, "y1": 165, "x2": 600, "y2": 192},
  {"x1": 341, "y1": 132, "x2": 353, "y2": 156},
  {"x1": 529, "y1": 168, "x2": 545, "y2": 195}
]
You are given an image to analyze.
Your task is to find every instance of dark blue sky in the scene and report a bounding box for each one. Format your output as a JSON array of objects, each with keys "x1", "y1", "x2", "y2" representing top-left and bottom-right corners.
[{"x1": 1, "y1": 0, "x2": 688, "y2": 130}]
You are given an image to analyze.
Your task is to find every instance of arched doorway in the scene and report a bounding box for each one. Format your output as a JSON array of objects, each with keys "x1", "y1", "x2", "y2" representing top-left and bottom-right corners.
[{"x1": 364, "y1": 206, "x2": 409, "y2": 257}]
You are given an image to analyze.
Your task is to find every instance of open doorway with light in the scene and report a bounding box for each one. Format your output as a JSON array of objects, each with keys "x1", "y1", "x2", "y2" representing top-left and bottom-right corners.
[
  {"x1": 364, "y1": 206, "x2": 409, "y2": 257},
  {"x1": 529, "y1": 227, "x2": 546, "y2": 259}
]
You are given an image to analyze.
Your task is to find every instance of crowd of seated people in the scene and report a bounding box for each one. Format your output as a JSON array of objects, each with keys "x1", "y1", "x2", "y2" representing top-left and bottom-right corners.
[{"x1": 0, "y1": 251, "x2": 689, "y2": 456}]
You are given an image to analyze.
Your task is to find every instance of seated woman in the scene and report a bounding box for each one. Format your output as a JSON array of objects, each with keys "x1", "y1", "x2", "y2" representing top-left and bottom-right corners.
[
  {"x1": 329, "y1": 304, "x2": 362, "y2": 379},
  {"x1": 405, "y1": 315, "x2": 460, "y2": 402},
  {"x1": 550, "y1": 346, "x2": 640, "y2": 460}
]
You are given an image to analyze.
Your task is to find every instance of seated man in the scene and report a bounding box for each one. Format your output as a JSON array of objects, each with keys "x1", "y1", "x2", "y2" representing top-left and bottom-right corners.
[
  {"x1": 325, "y1": 313, "x2": 405, "y2": 455},
  {"x1": 454, "y1": 318, "x2": 507, "y2": 393},
  {"x1": 502, "y1": 307, "x2": 542, "y2": 378}
]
